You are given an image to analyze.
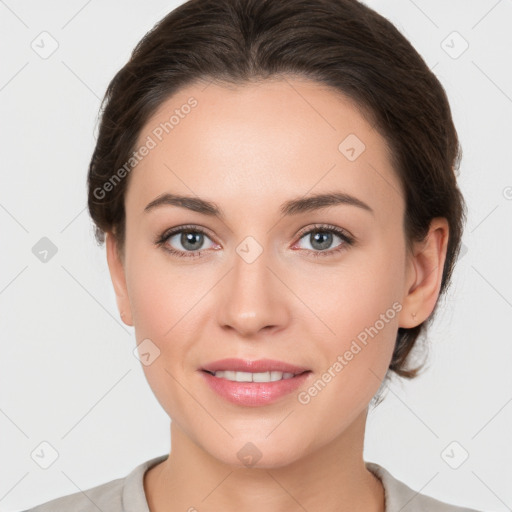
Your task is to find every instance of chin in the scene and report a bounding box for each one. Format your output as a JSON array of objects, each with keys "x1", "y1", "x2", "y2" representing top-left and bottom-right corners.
[{"x1": 202, "y1": 434, "x2": 311, "y2": 470}]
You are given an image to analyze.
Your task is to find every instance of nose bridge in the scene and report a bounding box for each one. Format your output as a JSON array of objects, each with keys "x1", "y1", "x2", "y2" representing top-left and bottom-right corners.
[
  {"x1": 216, "y1": 233, "x2": 288, "y2": 335},
  {"x1": 233, "y1": 234, "x2": 271, "y2": 289}
]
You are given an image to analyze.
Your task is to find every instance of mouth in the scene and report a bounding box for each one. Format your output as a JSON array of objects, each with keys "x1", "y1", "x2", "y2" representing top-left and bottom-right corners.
[
  {"x1": 201, "y1": 369, "x2": 310, "y2": 383},
  {"x1": 200, "y1": 357, "x2": 311, "y2": 381},
  {"x1": 199, "y1": 358, "x2": 312, "y2": 406}
]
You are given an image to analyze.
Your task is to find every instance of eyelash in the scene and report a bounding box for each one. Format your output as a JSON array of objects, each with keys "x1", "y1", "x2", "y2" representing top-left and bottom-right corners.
[{"x1": 155, "y1": 223, "x2": 355, "y2": 259}]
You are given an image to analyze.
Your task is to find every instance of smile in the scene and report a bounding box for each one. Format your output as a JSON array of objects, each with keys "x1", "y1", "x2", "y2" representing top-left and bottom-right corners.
[{"x1": 205, "y1": 370, "x2": 299, "y2": 382}]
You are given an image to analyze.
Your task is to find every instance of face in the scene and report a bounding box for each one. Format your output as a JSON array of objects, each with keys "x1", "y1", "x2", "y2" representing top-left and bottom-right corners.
[{"x1": 107, "y1": 77, "x2": 426, "y2": 468}]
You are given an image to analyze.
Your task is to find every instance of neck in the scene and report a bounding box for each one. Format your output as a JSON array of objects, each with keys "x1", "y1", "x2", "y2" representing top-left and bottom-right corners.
[{"x1": 144, "y1": 410, "x2": 384, "y2": 512}]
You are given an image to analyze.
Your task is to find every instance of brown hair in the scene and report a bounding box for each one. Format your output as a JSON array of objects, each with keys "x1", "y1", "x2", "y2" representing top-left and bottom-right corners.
[{"x1": 87, "y1": 0, "x2": 466, "y2": 380}]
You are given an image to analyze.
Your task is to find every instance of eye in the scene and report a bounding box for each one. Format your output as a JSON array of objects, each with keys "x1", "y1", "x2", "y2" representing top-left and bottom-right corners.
[
  {"x1": 155, "y1": 223, "x2": 355, "y2": 259},
  {"x1": 293, "y1": 224, "x2": 354, "y2": 257},
  {"x1": 155, "y1": 225, "x2": 218, "y2": 258}
]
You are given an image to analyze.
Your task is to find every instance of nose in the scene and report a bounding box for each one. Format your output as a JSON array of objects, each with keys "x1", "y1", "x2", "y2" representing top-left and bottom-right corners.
[{"x1": 216, "y1": 243, "x2": 290, "y2": 338}]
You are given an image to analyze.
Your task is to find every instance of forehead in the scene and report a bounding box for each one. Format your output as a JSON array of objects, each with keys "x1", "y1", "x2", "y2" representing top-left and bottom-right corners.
[{"x1": 126, "y1": 78, "x2": 403, "y2": 221}]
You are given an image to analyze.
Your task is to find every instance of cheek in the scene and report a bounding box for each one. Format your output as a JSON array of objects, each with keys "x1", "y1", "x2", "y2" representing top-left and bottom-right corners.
[
  {"x1": 293, "y1": 266, "x2": 403, "y2": 439},
  {"x1": 289, "y1": 235, "x2": 406, "y2": 399},
  {"x1": 124, "y1": 250, "x2": 203, "y2": 419},
  {"x1": 292, "y1": 240, "x2": 405, "y2": 348},
  {"x1": 125, "y1": 249, "x2": 213, "y2": 395},
  {"x1": 125, "y1": 243, "x2": 209, "y2": 339}
]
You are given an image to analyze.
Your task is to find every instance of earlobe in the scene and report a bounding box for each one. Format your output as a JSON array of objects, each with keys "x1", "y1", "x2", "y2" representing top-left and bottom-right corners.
[
  {"x1": 398, "y1": 218, "x2": 449, "y2": 329},
  {"x1": 105, "y1": 232, "x2": 134, "y2": 326}
]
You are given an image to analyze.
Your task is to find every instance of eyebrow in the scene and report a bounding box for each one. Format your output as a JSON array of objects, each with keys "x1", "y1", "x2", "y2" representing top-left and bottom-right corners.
[{"x1": 144, "y1": 191, "x2": 374, "y2": 218}]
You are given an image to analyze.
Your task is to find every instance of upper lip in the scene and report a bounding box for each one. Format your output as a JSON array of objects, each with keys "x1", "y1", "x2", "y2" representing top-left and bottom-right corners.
[{"x1": 201, "y1": 358, "x2": 310, "y2": 375}]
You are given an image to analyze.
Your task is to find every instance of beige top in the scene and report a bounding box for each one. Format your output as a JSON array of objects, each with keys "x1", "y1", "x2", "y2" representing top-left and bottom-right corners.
[{"x1": 23, "y1": 454, "x2": 481, "y2": 512}]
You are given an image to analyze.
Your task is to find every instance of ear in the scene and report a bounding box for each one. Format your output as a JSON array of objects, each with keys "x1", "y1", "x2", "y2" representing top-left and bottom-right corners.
[
  {"x1": 398, "y1": 218, "x2": 449, "y2": 328},
  {"x1": 105, "y1": 232, "x2": 134, "y2": 326}
]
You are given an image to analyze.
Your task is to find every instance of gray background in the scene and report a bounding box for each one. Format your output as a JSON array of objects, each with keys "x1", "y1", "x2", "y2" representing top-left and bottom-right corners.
[{"x1": 1, "y1": 1, "x2": 511, "y2": 510}]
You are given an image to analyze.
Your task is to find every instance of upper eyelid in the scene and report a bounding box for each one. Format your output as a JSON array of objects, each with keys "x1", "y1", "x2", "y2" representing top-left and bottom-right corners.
[
  {"x1": 296, "y1": 223, "x2": 352, "y2": 239},
  {"x1": 162, "y1": 224, "x2": 214, "y2": 242}
]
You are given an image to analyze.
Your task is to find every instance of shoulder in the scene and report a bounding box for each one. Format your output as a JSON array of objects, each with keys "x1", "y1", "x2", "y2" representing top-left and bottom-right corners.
[
  {"x1": 22, "y1": 454, "x2": 168, "y2": 512},
  {"x1": 22, "y1": 477, "x2": 125, "y2": 512},
  {"x1": 366, "y1": 462, "x2": 483, "y2": 512}
]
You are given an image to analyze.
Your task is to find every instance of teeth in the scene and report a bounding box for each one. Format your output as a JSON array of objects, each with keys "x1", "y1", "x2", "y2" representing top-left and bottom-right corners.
[{"x1": 211, "y1": 370, "x2": 296, "y2": 382}]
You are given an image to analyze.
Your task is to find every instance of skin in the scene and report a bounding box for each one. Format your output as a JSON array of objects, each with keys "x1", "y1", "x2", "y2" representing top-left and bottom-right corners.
[{"x1": 105, "y1": 77, "x2": 449, "y2": 512}]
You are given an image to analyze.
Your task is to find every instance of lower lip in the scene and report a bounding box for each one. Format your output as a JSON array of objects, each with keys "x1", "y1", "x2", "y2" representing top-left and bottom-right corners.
[{"x1": 200, "y1": 370, "x2": 311, "y2": 407}]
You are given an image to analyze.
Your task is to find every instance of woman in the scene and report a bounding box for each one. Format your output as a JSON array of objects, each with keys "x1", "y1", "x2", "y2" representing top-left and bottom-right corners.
[{"x1": 25, "y1": 0, "x2": 481, "y2": 510}]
